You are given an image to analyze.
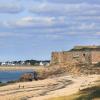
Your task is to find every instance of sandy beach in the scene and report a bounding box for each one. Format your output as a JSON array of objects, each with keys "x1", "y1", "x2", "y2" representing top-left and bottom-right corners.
[
  {"x1": 0, "y1": 74, "x2": 100, "y2": 100},
  {"x1": 0, "y1": 66, "x2": 44, "y2": 71}
]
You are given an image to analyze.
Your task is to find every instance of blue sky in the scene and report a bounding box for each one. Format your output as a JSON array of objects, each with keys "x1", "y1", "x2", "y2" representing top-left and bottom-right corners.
[{"x1": 0, "y1": 0, "x2": 100, "y2": 61}]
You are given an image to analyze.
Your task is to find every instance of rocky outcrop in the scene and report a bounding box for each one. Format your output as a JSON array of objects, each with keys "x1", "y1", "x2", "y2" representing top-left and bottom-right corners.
[
  {"x1": 62, "y1": 63, "x2": 100, "y2": 75},
  {"x1": 19, "y1": 73, "x2": 33, "y2": 82},
  {"x1": 19, "y1": 71, "x2": 38, "y2": 82},
  {"x1": 19, "y1": 64, "x2": 100, "y2": 82}
]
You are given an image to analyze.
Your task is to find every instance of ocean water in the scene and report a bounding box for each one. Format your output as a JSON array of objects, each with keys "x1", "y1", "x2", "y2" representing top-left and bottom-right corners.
[{"x1": 0, "y1": 70, "x2": 33, "y2": 83}]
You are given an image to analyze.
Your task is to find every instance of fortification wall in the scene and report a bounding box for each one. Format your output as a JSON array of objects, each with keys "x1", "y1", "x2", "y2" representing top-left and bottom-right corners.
[
  {"x1": 51, "y1": 51, "x2": 91, "y2": 65},
  {"x1": 51, "y1": 52, "x2": 59, "y2": 64},
  {"x1": 70, "y1": 51, "x2": 91, "y2": 64},
  {"x1": 91, "y1": 51, "x2": 100, "y2": 64}
]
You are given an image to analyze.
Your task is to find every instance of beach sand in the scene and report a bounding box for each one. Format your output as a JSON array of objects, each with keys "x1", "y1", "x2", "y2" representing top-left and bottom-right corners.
[
  {"x1": 0, "y1": 74, "x2": 100, "y2": 100},
  {"x1": 0, "y1": 66, "x2": 45, "y2": 72}
]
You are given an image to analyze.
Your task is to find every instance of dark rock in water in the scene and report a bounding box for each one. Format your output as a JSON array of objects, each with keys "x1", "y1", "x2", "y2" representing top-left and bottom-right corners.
[{"x1": 19, "y1": 71, "x2": 38, "y2": 82}]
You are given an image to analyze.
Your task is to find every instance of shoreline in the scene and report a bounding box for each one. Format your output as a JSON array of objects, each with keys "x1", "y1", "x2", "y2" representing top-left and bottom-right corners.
[
  {"x1": 0, "y1": 66, "x2": 44, "y2": 71},
  {"x1": 0, "y1": 66, "x2": 46, "y2": 83}
]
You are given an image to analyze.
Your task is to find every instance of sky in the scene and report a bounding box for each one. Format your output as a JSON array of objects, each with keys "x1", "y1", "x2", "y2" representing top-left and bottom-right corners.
[{"x1": 0, "y1": 0, "x2": 100, "y2": 61}]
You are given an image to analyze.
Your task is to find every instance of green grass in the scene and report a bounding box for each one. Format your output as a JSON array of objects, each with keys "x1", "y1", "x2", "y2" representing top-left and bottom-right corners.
[{"x1": 47, "y1": 85, "x2": 100, "y2": 100}]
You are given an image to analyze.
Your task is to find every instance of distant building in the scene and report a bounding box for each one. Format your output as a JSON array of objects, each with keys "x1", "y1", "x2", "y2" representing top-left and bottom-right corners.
[
  {"x1": 1, "y1": 62, "x2": 6, "y2": 66},
  {"x1": 40, "y1": 62, "x2": 44, "y2": 66},
  {"x1": 51, "y1": 45, "x2": 100, "y2": 65},
  {"x1": 40, "y1": 61, "x2": 50, "y2": 66}
]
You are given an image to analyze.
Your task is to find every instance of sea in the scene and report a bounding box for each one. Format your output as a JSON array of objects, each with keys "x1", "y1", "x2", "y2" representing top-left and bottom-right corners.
[{"x1": 0, "y1": 70, "x2": 33, "y2": 83}]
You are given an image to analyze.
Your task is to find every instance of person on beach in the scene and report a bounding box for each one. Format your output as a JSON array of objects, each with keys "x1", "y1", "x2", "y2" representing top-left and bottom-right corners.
[
  {"x1": 19, "y1": 84, "x2": 20, "y2": 89},
  {"x1": 23, "y1": 85, "x2": 24, "y2": 88},
  {"x1": 19, "y1": 84, "x2": 24, "y2": 88}
]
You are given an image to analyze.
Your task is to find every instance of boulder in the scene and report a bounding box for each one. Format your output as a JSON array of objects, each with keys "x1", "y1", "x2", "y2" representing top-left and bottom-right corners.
[{"x1": 19, "y1": 73, "x2": 33, "y2": 82}]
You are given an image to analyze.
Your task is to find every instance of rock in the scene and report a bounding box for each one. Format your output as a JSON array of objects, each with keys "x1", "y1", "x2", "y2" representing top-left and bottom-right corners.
[
  {"x1": 19, "y1": 71, "x2": 38, "y2": 82},
  {"x1": 19, "y1": 73, "x2": 33, "y2": 82}
]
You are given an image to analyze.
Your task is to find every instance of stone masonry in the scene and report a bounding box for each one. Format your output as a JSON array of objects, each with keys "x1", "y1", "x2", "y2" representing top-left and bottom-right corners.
[{"x1": 51, "y1": 46, "x2": 100, "y2": 65}]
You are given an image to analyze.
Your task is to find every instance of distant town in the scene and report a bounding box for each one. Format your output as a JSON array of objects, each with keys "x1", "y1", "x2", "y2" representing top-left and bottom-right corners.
[{"x1": 0, "y1": 60, "x2": 50, "y2": 66}]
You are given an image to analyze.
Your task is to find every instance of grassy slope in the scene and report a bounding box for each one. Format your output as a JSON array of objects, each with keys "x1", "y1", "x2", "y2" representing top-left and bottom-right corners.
[{"x1": 47, "y1": 85, "x2": 100, "y2": 100}]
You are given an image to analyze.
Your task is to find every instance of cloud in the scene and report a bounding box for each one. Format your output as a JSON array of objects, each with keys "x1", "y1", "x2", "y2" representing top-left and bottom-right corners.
[
  {"x1": 37, "y1": 33, "x2": 64, "y2": 40},
  {"x1": 0, "y1": 15, "x2": 100, "y2": 40},
  {"x1": 0, "y1": 3, "x2": 23, "y2": 13},
  {"x1": 0, "y1": 32, "x2": 13, "y2": 37},
  {"x1": 4, "y1": 16, "x2": 65, "y2": 29},
  {"x1": 14, "y1": 16, "x2": 54, "y2": 27},
  {"x1": 29, "y1": 0, "x2": 100, "y2": 4},
  {"x1": 68, "y1": 23, "x2": 100, "y2": 30},
  {"x1": 0, "y1": 1, "x2": 100, "y2": 40},
  {"x1": 29, "y1": 3, "x2": 100, "y2": 16}
]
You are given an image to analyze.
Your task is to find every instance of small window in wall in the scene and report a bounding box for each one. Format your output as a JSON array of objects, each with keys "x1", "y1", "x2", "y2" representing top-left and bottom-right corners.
[{"x1": 83, "y1": 53, "x2": 85, "y2": 57}]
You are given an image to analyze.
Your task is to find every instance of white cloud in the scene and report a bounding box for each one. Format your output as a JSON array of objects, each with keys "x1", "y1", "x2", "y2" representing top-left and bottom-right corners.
[
  {"x1": 29, "y1": 3, "x2": 100, "y2": 16},
  {"x1": 0, "y1": 3, "x2": 23, "y2": 13},
  {"x1": 4, "y1": 16, "x2": 65, "y2": 28},
  {"x1": 38, "y1": 33, "x2": 64, "y2": 40},
  {"x1": 74, "y1": 16, "x2": 100, "y2": 20},
  {"x1": 0, "y1": 2, "x2": 100, "y2": 39},
  {"x1": 1, "y1": 15, "x2": 100, "y2": 39},
  {"x1": 96, "y1": 32, "x2": 100, "y2": 35},
  {"x1": 0, "y1": 32, "x2": 13, "y2": 37},
  {"x1": 78, "y1": 23, "x2": 96, "y2": 30}
]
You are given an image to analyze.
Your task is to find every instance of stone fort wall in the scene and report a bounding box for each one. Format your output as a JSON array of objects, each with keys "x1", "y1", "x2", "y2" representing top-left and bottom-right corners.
[
  {"x1": 91, "y1": 51, "x2": 100, "y2": 64},
  {"x1": 51, "y1": 46, "x2": 100, "y2": 65},
  {"x1": 51, "y1": 51, "x2": 92, "y2": 65}
]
